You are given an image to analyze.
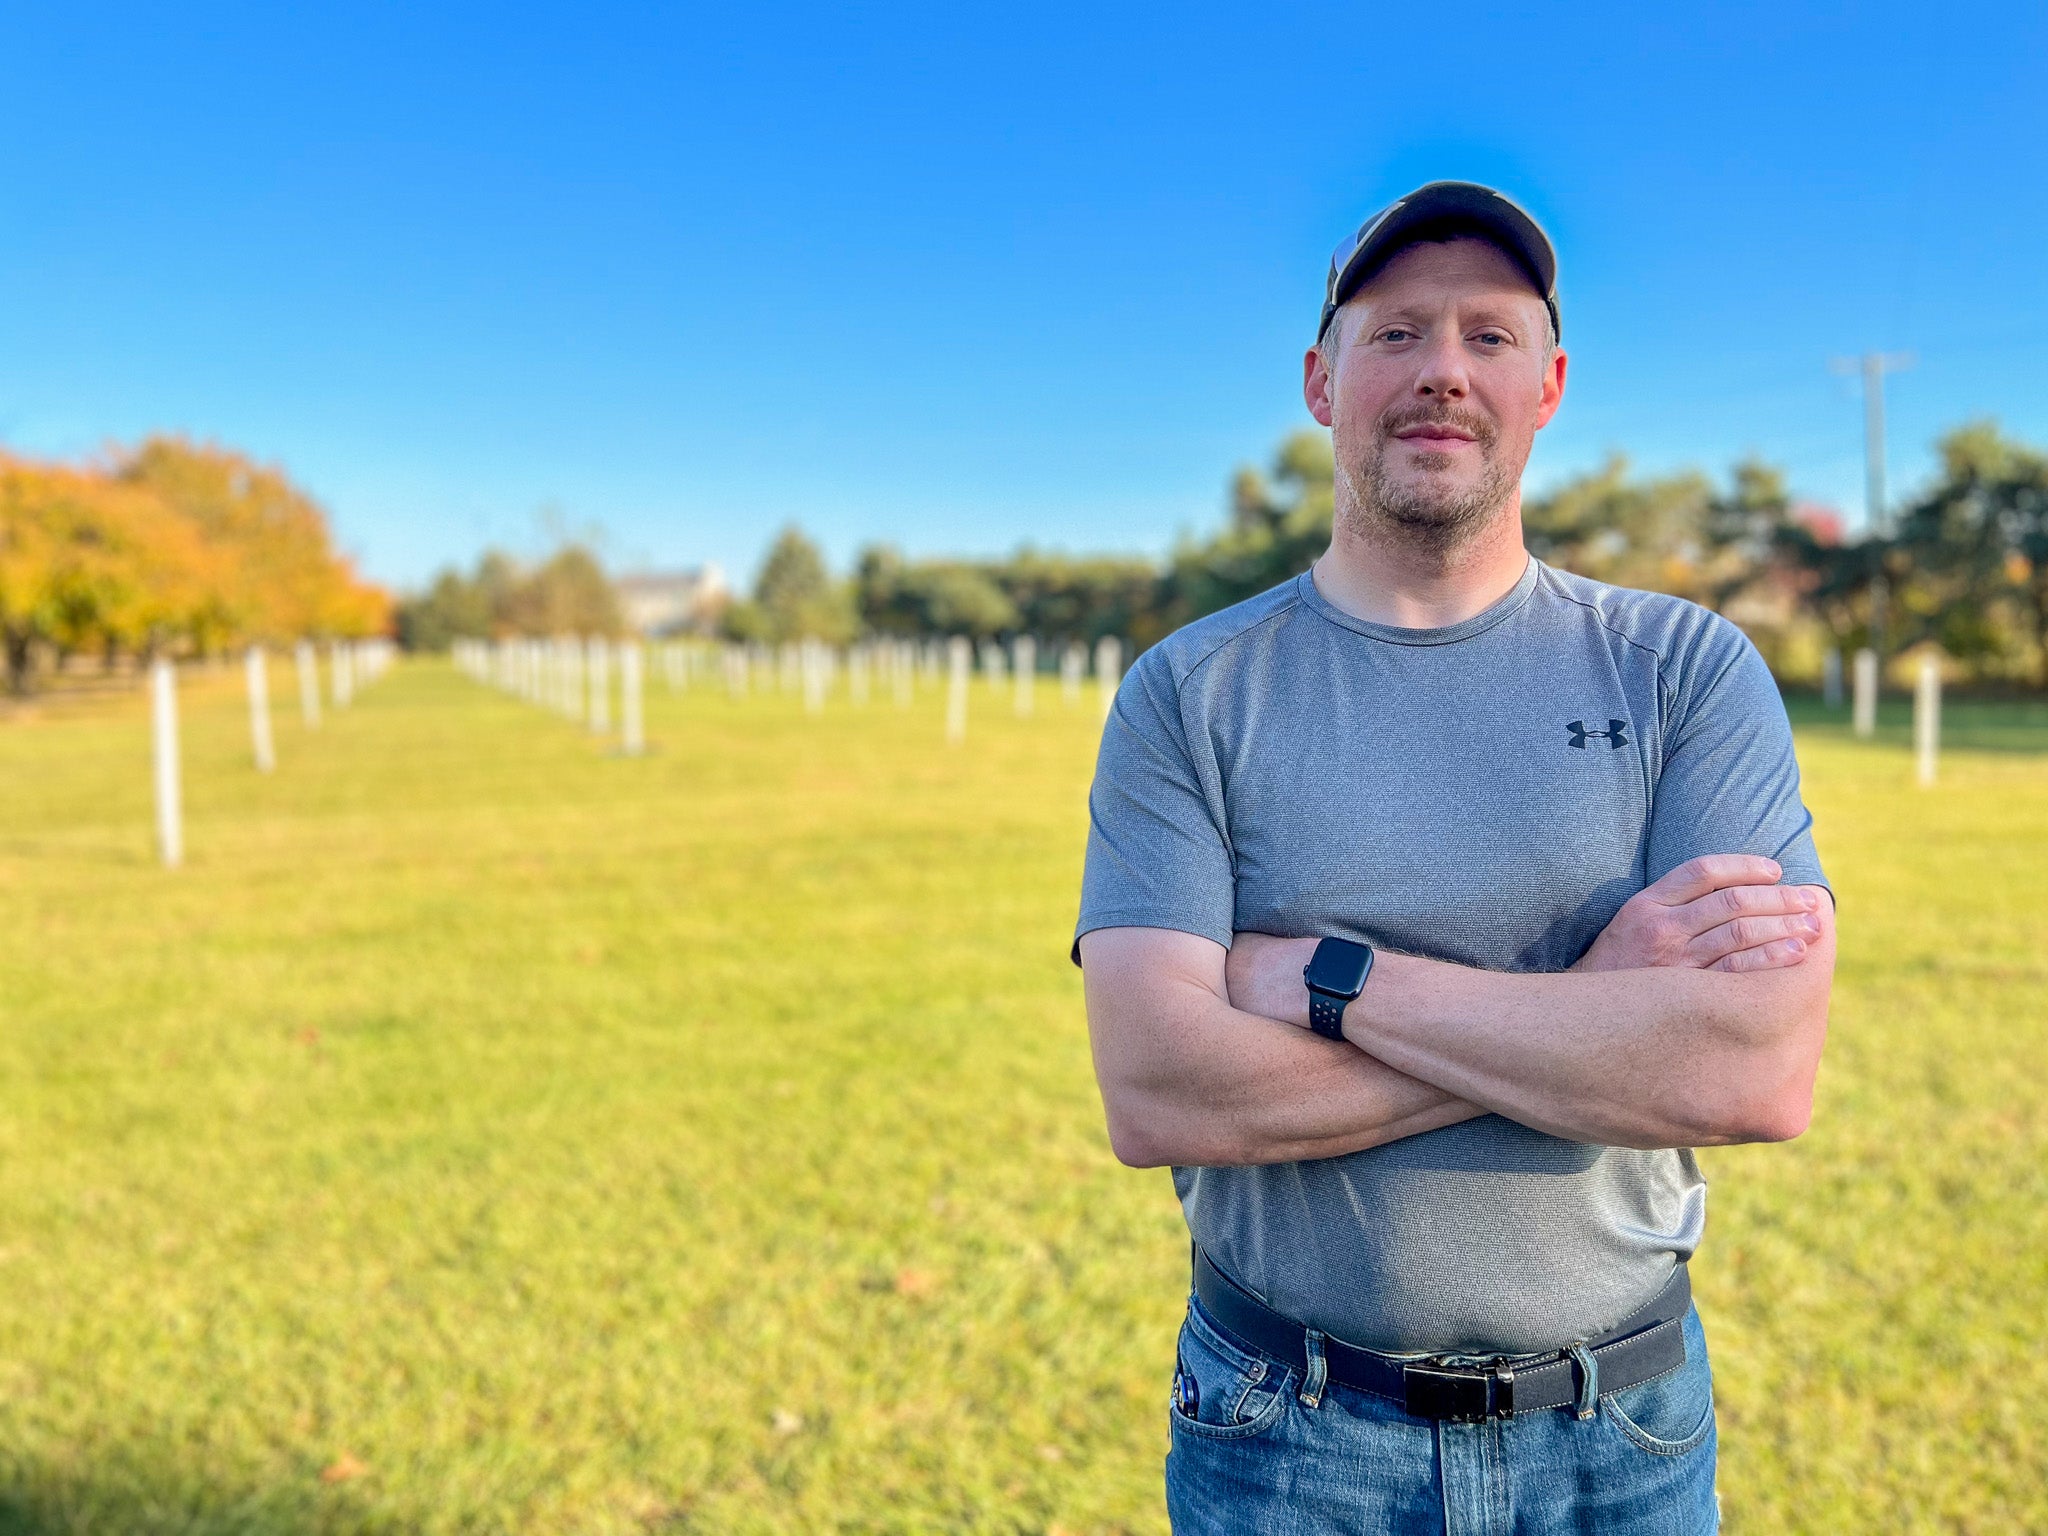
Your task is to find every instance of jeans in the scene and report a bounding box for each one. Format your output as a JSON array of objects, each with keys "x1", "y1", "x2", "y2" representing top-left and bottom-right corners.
[{"x1": 1165, "y1": 1294, "x2": 1718, "y2": 1535}]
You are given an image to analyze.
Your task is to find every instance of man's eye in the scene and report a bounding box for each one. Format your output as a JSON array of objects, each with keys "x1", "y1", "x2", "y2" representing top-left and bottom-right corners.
[
  {"x1": 1380, "y1": 329, "x2": 1414, "y2": 343},
  {"x1": 1474, "y1": 332, "x2": 1507, "y2": 346}
]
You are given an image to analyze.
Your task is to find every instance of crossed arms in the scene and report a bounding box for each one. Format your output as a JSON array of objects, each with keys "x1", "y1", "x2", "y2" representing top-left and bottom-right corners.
[{"x1": 1079, "y1": 855, "x2": 1835, "y2": 1168}]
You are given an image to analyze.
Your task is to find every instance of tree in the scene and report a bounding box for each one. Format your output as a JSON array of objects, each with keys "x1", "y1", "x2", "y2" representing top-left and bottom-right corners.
[
  {"x1": 396, "y1": 545, "x2": 626, "y2": 648},
  {"x1": 0, "y1": 457, "x2": 210, "y2": 692},
  {"x1": 730, "y1": 526, "x2": 854, "y2": 642},
  {"x1": 854, "y1": 546, "x2": 1017, "y2": 638},
  {"x1": 1773, "y1": 510, "x2": 1882, "y2": 655},
  {"x1": 114, "y1": 436, "x2": 388, "y2": 644},
  {"x1": 395, "y1": 568, "x2": 495, "y2": 651},
  {"x1": 1523, "y1": 457, "x2": 1717, "y2": 600},
  {"x1": 1164, "y1": 429, "x2": 1333, "y2": 622},
  {"x1": 1892, "y1": 422, "x2": 2048, "y2": 684},
  {"x1": 1000, "y1": 549, "x2": 1164, "y2": 645},
  {"x1": 497, "y1": 545, "x2": 624, "y2": 637}
]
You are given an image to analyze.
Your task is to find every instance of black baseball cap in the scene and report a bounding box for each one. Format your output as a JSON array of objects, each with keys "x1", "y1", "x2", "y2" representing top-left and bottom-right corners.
[{"x1": 1317, "y1": 181, "x2": 1560, "y2": 344}]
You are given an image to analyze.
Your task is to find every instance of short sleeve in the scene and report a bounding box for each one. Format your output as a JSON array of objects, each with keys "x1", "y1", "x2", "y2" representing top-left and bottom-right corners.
[
  {"x1": 1073, "y1": 651, "x2": 1236, "y2": 963},
  {"x1": 1647, "y1": 618, "x2": 1829, "y2": 893}
]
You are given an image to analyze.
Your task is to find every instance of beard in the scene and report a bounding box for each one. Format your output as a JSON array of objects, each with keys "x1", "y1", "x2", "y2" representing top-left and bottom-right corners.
[{"x1": 1336, "y1": 402, "x2": 1522, "y2": 555}]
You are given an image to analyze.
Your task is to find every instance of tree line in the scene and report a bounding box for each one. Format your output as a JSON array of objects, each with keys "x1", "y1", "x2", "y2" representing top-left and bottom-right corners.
[
  {"x1": 0, "y1": 438, "x2": 388, "y2": 694},
  {"x1": 393, "y1": 546, "x2": 625, "y2": 651},
  {"x1": 726, "y1": 419, "x2": 2048, "y2": 689}
]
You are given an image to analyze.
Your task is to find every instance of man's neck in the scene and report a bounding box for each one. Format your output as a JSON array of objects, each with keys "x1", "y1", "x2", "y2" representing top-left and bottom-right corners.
[{"x1": 1311, "y1": 499, "x2": 1531, "y2": 630}]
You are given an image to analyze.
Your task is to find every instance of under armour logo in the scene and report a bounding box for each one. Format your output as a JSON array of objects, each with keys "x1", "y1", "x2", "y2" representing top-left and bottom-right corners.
[{"x1": 1568, "y1": 719, "x2": 1630, "y2": 750}]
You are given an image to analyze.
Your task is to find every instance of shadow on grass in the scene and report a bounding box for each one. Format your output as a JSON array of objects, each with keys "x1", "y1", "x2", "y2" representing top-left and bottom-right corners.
[{"x1": 0, "y1": 1461, "x2": 397, "y2": 1536}]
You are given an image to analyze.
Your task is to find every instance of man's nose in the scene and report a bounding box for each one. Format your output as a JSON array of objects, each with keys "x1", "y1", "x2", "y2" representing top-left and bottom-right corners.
[{"x1": 1413, "y1": 334, "x2": 1469, "y2": 399}]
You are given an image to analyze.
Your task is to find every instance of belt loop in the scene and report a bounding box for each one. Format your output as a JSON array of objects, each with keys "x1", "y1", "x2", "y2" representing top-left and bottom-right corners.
[
  {"x1": 1568, "y1": 1343, "x2": 1599, "y2": 1420},
  {"x1": 1298, "y1": 1329, "x2": 1328, "y2": 1410}
]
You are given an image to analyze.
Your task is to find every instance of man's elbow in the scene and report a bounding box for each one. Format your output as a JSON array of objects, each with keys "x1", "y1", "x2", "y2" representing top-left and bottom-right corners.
[
  {"x1": 1103, "y1": 1102, "x2": 1194, "y2": 1168},
  {"x1": 1725, "y1": 1083, "x2": 1814, "y2": 1144},
  {"x1": 1666, "y1": 962, "x2": 1828, "y2": 1144},
  {"x1": 1662, "y1": 1077, "x2": 1812, "y2": 1148},
  {"x1": 1106, "y1": 1119, "x2": 1175, "y2": 1169},
  {"x1": 1100, "y1": 1088, "x2": 1227, "y2": 1168},
  {"x1": 1098, "y1": 1091, "x2": 1162, "y2": 1166},
  {"x1": 1690, "y1": 1030, "x2": 1824, "y2": 1145}
]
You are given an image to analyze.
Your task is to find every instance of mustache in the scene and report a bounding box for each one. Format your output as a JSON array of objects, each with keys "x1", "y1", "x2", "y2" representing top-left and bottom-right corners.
[{"x1": 1377, "y1": 403, "x2": 1498, "y2": 447}]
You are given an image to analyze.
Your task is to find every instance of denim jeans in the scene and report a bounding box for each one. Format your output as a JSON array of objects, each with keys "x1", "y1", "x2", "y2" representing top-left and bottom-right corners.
[{"x1": 1166, "y1": 1294, "x2": 1718, "y2": 1535}]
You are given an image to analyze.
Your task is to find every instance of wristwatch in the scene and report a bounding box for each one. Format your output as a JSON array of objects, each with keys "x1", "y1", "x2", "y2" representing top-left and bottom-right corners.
[{"x1": 1303, "y1": 937, "x2": 1375, "y2": 1040}]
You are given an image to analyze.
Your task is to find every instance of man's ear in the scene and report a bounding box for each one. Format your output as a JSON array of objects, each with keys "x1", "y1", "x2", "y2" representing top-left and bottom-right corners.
[
  {"x1": 1303, "y1": 345, "x2": 1334, "y2": 427},
  {"x1": 1533, "y1": 347, "x2": 1568, "y2": 431}
]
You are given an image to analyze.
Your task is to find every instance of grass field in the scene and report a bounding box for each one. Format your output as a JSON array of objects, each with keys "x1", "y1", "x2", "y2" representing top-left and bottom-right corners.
[{"x1": 0, "y1": 660, "x2": 2042, "y2": 1534}]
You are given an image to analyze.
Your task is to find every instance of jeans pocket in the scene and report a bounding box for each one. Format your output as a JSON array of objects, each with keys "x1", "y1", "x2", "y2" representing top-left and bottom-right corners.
[
  {"x1": 1605, "y1": 1310, "x2": 1720, "y2": 1466},
  {"x1": 1168, "y1": 1296, "x2": 1292, "y2": 1442},
  {"x1": 1601, "y1": 1325, "x2": 1715, "y2": 1458}
]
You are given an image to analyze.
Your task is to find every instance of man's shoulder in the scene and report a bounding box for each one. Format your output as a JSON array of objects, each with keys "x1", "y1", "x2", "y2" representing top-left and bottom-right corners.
[
  {"x1": 1531, "y1": 564, "x2": 1755, "y2": 678},
  {"x1": 1133, "y1": 577, "x2": 1307, "y2": 692}
]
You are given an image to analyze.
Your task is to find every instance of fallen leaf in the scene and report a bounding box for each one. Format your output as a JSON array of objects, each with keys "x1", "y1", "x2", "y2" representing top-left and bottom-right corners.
[
  {"x1": 1037, "y1": 1443, "x2": 1064, "y2": 1462},
  {"x1": 319, "y1": 1452, "x2": 369, "y2": 1484},
  {"x1": 894, "y1": 1267, "x2": 938, "y2": 1299},
  {"x1": 771, "y1": 1409, "x2": 804, "y2": 1436}
]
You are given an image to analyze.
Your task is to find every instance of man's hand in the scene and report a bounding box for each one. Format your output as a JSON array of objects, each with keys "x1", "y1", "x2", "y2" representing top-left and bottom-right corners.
[
  {"x1": 1225, "y1": 854, "x2": 1827, "y2": 1024},
  {"x1": 1573, "y1": 855, "x2": 1825, "y2": 974},
  {"x1": 1219, "y1": 855, "x2": 1840, "y2": 1149},
  {"x1": 1103, "y1": 857, "x2": 1835, "y2": 1163}
]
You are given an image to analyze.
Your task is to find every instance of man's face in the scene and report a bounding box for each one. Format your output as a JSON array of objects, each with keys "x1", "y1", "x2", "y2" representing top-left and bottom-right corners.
[{"x1": 1304, "y1": 237, "x2": 1566, "y2": 551}]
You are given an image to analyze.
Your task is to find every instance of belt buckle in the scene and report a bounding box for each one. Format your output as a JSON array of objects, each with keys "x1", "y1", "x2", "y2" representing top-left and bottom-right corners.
[{"x1": 1404, "y1": 1359, "x2": 1516, "y2": 1422}]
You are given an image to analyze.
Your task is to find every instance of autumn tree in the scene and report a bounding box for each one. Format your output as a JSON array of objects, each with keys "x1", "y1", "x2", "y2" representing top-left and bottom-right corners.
[
  {"x1": 0, "y1": 438, "x2": 388, "y2": 691},
  {"x1": 114, "y1": 436, "x2": 388, "y2": 644},
  {"x1": 0, "y1": 457, "x2": 209, "y2": 692}
]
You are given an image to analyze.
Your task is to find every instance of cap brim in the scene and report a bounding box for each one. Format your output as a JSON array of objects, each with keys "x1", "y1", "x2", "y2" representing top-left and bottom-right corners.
[{"x1": 1322, "y1": 182, "x2": 1559, "y2": 342}]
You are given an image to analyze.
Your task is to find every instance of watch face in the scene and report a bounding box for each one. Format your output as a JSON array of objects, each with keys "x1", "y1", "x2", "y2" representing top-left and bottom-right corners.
[{"x1": 1305, "y1": 939, "x2": 1373, "y2": 997}]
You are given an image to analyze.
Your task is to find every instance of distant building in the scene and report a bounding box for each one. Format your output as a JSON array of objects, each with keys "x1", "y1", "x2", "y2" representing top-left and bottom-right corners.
[{"x1": 615, "y1": 566, "x2": 729, "y2": 635}]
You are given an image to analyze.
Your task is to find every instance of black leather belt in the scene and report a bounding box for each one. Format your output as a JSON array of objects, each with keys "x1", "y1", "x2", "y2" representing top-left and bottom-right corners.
[{"x1": 1192, "y1": 1247, "x2": 1691, "y2": 1422}]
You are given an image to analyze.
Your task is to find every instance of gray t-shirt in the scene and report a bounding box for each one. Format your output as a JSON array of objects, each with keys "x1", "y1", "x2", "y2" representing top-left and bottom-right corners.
[{"x1": 1076, "y1": 556, "x2": 1827, "y2": 1355}]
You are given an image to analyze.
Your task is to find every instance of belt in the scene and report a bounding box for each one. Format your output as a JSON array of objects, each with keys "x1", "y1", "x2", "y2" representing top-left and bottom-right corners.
[{"x1": 1191, "y1": 1246, "x2": 1691, "y2": 1422}]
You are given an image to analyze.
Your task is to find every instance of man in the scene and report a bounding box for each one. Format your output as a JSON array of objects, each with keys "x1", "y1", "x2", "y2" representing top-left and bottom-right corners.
[{"x1": 1075, "y1": 182, "x2": 1834, "y2": 1534}]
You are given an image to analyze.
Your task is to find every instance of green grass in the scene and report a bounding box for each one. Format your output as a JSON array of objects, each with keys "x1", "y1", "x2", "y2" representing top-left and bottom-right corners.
[{"x1": 0, "y1": 662, "x2": 2041, "y2": 1533}]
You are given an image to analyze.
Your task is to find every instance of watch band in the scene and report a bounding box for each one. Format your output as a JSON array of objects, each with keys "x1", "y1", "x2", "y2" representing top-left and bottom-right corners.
[
  {"x1": 1308, "y1": 989, "x2": 1349, "y2": 1040},
  {"x1": 1303, "y1": 936, "x2": 1374, "y2": 1041}
]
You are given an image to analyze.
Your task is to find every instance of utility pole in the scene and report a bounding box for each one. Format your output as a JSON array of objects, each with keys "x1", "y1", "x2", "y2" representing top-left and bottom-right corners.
[{"x1": 1831, "y1": 350, "x2": 1914, "y2": 654}]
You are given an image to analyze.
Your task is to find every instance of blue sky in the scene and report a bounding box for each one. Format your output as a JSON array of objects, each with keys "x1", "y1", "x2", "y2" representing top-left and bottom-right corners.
[{"x1": 3, "y1": 3, "x2": 2045, "y2": 591}]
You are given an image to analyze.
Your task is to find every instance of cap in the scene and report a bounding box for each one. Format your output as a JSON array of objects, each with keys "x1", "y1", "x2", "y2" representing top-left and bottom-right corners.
[{"x1": 1317, "y1": 181, "x2": 1560, "y2": 344}]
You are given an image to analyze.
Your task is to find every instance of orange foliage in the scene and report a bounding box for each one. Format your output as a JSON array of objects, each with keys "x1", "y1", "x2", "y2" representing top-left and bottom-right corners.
[{"x1": 0, "y1": 437, "x2": 387, "y2": 691}]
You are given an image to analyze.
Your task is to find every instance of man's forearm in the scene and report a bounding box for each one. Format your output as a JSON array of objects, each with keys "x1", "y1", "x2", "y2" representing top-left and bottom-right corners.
[
  {"x1": 1080, "y1": 928, "x2": 1484, "y2": 1167},
  {"x1": 1099, "y1": 1001, "x2": 1483, "y2": 1168},
  {"x1": 1344, "y1": 941, "x2": 1833, "y2": 1150}
]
